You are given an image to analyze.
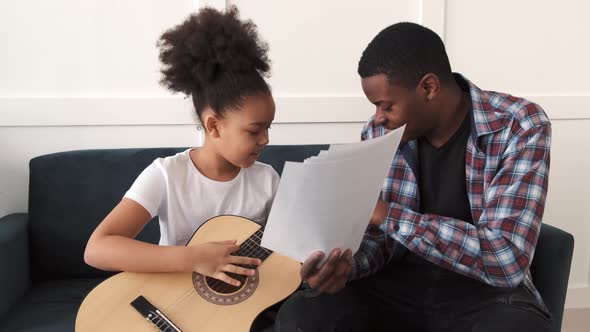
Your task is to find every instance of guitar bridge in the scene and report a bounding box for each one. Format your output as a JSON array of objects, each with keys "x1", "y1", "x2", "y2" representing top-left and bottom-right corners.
[{"x1": 130, "y1": 295, "x2": 182, "y2": 332}]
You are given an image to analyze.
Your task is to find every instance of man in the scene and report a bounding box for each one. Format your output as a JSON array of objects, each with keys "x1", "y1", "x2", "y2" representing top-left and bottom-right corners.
[{"x1": 275, "y1": 22, "x2": 552, "y2": 331}]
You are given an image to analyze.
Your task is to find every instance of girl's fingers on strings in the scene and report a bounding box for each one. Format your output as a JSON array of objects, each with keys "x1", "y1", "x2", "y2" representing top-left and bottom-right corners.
[
  {"x1": 229, "y1": 255, "x2": 261, "y2": 266},
  {"x1": 226, "y1": 242, "x2": 240, "y2": 254},
  {"x1": 214, "y1": 272, "x2": 241, "y2": 287},
  {"x1": 223, "y1": 264, "x2": 256, "y2": 276},
  {"x1": 214, "y1": 239, "x2": 237, "y2": 245},
  {"x1": 225, "y1": 244, "x2": 241, "y2": 253}
]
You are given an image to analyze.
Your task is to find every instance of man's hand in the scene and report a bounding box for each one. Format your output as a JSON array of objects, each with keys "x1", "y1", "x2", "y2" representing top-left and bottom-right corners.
[
  {"x1": 369, "y1": 199, "x2": 389, "y2": 226},
  {"x1": 300, "y1": 248, "x2": 353, "y2": 294}
]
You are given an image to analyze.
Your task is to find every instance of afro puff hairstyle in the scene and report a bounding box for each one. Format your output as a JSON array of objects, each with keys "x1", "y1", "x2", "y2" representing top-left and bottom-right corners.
[
  {"x1": 157, "y1": 6, "x2": 271, "y2": 122},
  {"x1": 358, "y1": 22, "x2": 453, "y2": 88}
]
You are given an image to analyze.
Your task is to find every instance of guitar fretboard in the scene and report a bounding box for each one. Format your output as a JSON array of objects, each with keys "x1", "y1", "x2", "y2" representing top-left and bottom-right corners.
[{"x1": 233, "y1": 227, "x2": 272, "y2": 263}]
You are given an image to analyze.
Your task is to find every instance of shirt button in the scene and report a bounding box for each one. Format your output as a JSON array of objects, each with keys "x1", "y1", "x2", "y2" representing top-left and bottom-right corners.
[{"x1": 394, "y1": 225, "x2": 400, "y2": 232}]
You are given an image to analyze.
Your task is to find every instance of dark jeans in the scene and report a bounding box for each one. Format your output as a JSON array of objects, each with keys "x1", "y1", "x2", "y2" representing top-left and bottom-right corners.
[{"x1": 275, "y1": 252, "x2": 551, "y2": 332}]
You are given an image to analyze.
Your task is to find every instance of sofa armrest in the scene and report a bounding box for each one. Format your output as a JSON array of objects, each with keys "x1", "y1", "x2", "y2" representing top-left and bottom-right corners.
[
  {"x1": 0, "y1": 213, "x2": 31, "y2": 317},
  {"x1": 530, "y1": 223, "x2": 575, "y2": 332}
]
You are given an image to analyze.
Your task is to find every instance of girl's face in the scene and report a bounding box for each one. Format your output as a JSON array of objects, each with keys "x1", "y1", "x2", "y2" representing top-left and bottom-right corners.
[{"x1": 213, "y1": 94, "x2": 276, "y2": 168}]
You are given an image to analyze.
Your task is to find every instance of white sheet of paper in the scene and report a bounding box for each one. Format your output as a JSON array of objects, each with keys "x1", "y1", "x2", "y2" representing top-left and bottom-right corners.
[
  {"x1": 261, "y1": 126, "x2": 404, "y2": 263},
  {"x1": 306, "y1": 130, "x2": 399, "y2": 164}
]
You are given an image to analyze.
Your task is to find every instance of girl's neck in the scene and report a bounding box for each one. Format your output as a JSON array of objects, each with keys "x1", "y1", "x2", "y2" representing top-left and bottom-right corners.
[{"x1": 190, "y1": 142, "x2": 241, "y2": 182}]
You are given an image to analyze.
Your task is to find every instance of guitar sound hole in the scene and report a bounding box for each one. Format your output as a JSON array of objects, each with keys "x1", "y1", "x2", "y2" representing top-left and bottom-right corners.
[
  {"x1": 205, "y1": 273, "x2": 247, "y2": 294},
  {"x1": 193, "y1": 265, "x2": 260, "y2": 305}
]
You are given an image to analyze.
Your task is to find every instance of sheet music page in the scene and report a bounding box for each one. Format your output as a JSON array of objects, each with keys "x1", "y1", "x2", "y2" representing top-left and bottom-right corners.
[{"x1": 261, "y1": 126, "x2": 404, "y2": 263}]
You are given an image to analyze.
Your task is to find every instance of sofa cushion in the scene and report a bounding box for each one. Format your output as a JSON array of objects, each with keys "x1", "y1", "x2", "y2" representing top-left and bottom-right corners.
[
  {"x1": 0, "y1": 278, "x2": 103, "y2": 332},
  {"x1": 28, "y1": 148, "x2": 185, "y2": 280}
]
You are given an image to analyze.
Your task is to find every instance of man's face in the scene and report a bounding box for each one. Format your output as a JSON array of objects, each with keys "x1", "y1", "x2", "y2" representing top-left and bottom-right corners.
[{"x1": 361, "y1": 73, "x2": 432, "y2": 143}]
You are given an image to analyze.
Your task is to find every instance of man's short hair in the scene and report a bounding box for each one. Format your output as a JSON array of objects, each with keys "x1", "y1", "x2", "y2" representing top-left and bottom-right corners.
[{"x1": 358, "y1": 22, "x2": 453, "y2": 87}]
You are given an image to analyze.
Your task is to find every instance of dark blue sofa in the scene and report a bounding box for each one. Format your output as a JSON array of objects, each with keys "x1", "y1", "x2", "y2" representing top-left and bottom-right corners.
[{"x1": 0, "y1": 146, "x2": 574, "y2": 332}]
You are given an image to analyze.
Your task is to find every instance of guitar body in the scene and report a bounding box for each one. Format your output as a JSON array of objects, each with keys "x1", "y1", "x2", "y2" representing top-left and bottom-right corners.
[{"x1": 76, "y1": 216, "x2": 301, "y2": 331}]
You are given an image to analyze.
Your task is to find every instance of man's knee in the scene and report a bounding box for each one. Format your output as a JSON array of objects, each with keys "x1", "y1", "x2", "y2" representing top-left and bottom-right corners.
[
  {"x1": 274, "y1": 289, "x2": 369, "y2": 332},
  {"x1": 450, "y1": 303, "x2": 552, "y2": 332},
  {"x1": 275, "y1": 291, "x2": 315, "y2": 328}
]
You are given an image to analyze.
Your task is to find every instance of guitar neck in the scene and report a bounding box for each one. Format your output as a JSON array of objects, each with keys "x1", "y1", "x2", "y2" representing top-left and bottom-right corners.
[{"x1": 233, "y1": 227, "x2": 272, "y2": 263}]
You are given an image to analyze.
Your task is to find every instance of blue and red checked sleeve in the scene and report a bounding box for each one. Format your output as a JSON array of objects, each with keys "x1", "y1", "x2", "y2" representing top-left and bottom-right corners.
[{"x1": 380, "y1": 123, "x2": 551, "y2": 287}]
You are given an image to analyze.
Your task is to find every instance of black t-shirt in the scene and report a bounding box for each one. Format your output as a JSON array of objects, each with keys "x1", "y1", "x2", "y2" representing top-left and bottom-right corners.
[
  {"x1": 417, "y1": 113, "x2": 473, "y2": 224},
  {"x1": 386, "y1": 110, "x2": 520, "y2": 301},
  {"x1": 389, "y1": 112, "x2": 481, "y2": 287}
]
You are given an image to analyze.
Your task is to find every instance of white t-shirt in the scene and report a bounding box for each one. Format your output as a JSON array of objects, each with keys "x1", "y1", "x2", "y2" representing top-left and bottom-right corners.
[{"x1": 124, "y1": 149, "x2": 280, "y2": 246}]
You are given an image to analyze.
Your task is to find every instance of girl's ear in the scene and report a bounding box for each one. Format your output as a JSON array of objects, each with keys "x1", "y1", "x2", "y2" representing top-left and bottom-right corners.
[{"x1": 203, "y1": 111, "x2": 221, "y2": 138}]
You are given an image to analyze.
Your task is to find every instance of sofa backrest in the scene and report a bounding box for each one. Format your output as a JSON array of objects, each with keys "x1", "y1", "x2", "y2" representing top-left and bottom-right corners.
[{"x1": 28, "y1": 145, "x2": 328, "y2": 281}]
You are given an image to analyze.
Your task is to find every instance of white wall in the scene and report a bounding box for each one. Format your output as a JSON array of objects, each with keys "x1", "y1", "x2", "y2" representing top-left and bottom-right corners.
[
  {"x1": 443, "y1": 0, "x2": 590, "y2": 309},
  {"x1": 1, "y1": 0, "x2": 589, "y2": 309}
]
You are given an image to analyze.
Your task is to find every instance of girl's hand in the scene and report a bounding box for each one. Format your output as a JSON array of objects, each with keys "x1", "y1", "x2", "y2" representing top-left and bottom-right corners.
[{"x1": 188, "y1": 240, "x2": 261, "y2": 286}]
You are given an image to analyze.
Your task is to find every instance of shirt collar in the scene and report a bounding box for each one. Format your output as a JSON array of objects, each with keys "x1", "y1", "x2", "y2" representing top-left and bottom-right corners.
[{"x1": 456, "y1": 73, "x2": 508, "y2": 139}]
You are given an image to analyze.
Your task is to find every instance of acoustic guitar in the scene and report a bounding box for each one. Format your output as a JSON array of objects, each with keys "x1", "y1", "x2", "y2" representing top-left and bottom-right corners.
[{"x1": 76, "y1": 215, "x2": 302, "y2": 331}]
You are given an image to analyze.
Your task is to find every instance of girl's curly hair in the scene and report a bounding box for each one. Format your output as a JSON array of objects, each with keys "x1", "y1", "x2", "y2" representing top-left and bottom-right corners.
[{"x1": 157, "y1": 6, "x2": 271, "y2": 121}]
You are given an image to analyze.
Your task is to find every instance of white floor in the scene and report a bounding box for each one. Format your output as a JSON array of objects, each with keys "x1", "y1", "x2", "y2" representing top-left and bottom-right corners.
[{"x1": 562, "y1": 309, "x2": 590, "y2": 332}]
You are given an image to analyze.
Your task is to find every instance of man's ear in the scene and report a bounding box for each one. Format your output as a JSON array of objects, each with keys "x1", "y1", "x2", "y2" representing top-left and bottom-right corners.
[
  {"x1": 417, "y1": 73, "x2": 441, "y2": 101},
  {"x1": 202, "y1": 111, "x2": 221, "y2": 138}
]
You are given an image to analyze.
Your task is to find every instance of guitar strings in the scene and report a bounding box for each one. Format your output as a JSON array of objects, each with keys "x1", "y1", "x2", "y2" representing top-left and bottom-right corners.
[
  {"x1": 210, "y1": 231, "x2": 270, "y2": 294},
  {"x1": 203, "y1": 229, "x2": 265, "y2": 292},
  {"x1": 209, "y1": 232, "x2": 271, "y2": 293},
  {"x1": 164, "y1": 228, "x2": 272, "y2": 314},
  {"x1": 201, "y1": 230, "x2": 270, "y2": 295},
  {"x1": 165, "y1": 238, "x2": 267, "y2": 313}
]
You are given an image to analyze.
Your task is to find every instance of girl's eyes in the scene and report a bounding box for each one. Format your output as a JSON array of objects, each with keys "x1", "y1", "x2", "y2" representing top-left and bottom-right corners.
[{"x1": 248, "y1": 126, "x2": 271, "y2": 136}]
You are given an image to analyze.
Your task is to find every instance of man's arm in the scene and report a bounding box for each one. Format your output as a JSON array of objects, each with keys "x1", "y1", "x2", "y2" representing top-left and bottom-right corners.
[{"x1": 380, "y1": 123, "x2": 551, "y2": 287}]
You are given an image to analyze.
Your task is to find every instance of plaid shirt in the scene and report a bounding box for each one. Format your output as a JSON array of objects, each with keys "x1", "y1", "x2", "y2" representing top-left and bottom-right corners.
[{"x1": 352, "y1": 74, "x2": 551, "y2": 308}]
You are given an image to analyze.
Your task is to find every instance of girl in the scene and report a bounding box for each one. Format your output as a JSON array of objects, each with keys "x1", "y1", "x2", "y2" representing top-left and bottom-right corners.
[{"x1": 84, "y1": 6, "x2": 279, "y2": 289}]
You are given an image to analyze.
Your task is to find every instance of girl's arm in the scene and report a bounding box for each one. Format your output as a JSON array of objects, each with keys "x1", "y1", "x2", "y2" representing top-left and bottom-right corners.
[{"x1": 84, "y1": 198, "x2": 260, "y2": 286}]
